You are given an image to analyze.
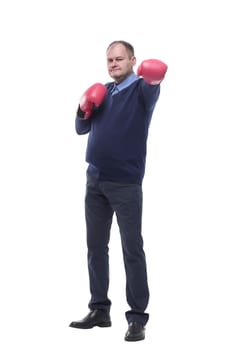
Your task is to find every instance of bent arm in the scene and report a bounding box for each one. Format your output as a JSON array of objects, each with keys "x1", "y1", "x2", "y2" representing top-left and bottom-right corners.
[{"x1": 75, "y1": 107, "x2": 91, "y2": 135}]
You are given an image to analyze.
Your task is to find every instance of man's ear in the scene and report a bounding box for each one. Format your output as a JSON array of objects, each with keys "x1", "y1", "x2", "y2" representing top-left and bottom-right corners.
[{"x1": 131, "y1": 56, "x2": 137, "y2": 66}]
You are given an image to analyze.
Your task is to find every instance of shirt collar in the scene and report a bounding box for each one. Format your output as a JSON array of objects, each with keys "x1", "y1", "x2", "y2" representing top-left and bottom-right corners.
[
  {"x1": 111, "y1": 72, "x2": 139, "y2": 95},
  {"x1": 117, "y1": 72, "x2": 139, "y2": 91}
]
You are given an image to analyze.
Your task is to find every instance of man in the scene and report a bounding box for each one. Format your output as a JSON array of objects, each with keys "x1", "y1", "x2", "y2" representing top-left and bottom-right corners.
[{"x1": 69, "y1": 40, "x2": 167, "y2": 341}]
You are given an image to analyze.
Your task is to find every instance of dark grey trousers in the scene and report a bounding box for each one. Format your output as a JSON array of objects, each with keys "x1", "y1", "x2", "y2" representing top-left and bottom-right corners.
[{"x1": 85, "y1": 174, "x2": 149, "y2": 325}]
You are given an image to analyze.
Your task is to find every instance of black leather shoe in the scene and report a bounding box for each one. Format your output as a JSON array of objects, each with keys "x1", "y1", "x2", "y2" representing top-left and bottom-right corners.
[
  {"x1": 124, "y1": 322, "x2": 145, "y2": 341},
  {"x1": 69, "y1": 309, "x2": 111, "y2": 329}
]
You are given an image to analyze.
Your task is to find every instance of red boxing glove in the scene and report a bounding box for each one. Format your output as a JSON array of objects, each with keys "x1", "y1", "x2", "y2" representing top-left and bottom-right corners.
[
  {"x1": 79, "y1": 83, "x2": 107, "y2": 119},
  {"x1": 137, "y1": 59, "x2": 168, "y2": 85}
]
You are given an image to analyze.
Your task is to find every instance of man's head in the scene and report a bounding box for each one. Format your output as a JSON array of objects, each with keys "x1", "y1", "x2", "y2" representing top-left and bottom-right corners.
[{"x1": 106, "y1": 40, "x2": 136, "y2": 84}]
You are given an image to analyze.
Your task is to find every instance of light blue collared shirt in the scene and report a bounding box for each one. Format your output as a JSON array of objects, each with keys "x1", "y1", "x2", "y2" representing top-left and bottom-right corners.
[{"x1": 111, "y1": 72, "x2": 139, "y2": 95}]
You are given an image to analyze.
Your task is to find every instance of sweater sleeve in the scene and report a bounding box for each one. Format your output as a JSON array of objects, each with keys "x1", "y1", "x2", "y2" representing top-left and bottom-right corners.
[
  {"x1": 75, "y1": 107, "x2": 91, "y2": 135},
  {"x1": 139, "y1": 79, "x2": 161, "y2": 111}
]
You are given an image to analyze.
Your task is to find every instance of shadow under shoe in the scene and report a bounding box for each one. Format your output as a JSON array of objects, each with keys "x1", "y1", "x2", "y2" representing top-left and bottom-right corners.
[{"x1": 69, "y1": 309, "x2": 111, "y2": 329}]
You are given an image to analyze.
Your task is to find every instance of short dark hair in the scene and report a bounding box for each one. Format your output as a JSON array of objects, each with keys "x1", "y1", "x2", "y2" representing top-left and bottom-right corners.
[{"x1": 107, "y1": 40, "x2": 135, "y2": 58}]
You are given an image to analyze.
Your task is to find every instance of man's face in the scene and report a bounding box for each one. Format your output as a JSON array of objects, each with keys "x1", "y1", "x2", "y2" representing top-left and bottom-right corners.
[{"x1": 106, "y1": 44, "x2": 136, "y2": 84}]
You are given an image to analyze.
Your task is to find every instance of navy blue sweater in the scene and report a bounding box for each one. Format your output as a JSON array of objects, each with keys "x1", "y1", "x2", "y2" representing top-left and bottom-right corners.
[{"x1": 76, "y1": 78, "x2": 160, "y2": 185}]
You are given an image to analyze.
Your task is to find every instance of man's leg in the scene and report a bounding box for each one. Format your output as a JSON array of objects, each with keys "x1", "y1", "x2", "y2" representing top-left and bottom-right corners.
[
  {"x1": 85, "y1": 175, "x2": 114, "y2": 313},
  {"x1": 103, "y1": 182, "x2": 149, "y2": 325}
]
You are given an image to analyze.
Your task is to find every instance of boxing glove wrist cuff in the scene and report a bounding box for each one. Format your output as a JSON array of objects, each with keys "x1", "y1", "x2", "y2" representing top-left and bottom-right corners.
[{"x1": 77, "y1": 105, "x2": 86, "y2": 119}]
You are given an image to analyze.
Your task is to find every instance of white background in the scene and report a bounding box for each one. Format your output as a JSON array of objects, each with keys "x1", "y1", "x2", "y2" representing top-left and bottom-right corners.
[{"x1": 0, "y1": 0, "x2": 232, "y2": 349}]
